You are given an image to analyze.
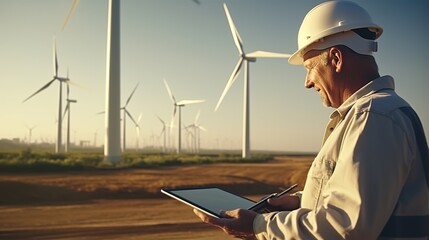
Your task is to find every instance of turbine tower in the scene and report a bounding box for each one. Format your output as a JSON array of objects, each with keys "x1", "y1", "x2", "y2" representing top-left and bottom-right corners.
[
  {"x1": 62, "y1": 82, "x2": 77, "y2": 152},
  {"x1": 104, "y1": 0, "x2": 121, "y2": 163},
  {"x1": 23, "y1": 37, "x2": 69, "y2": 153},
  {"x1": 163, "y1": 79, "x2": 204, "y2": 154},
  {"x1": 215, "y1": 3, "x2": 291, "y2": 159},
  {"x1": 63, "y1": 0, "x2": 121, "y2": 163}
]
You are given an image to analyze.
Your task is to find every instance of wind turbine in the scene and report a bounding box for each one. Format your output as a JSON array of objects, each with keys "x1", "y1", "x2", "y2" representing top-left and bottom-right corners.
[
  {"x1": 134, "y1": 113, "x2": 142, "y2": 150},
  {"x1": 63, "y1": 0, "x2": 121, "y2": 163},
  {"x1": 156, "y1": 115, "x2": 167, "y2": 153},
  {"x1": 94, "y1": 129, "x2": 98, "y2": 147},
  {"x1": 186, "y1": 111, "x2": 207, "y2": 153},
  {"x1": 121, "y1": 83, "x2": 139, "y2": 152},
  {"x1": 163, "y1": 79, "x2": 205, "y2": 154},
  {"x1": 25, "y1": 125, "x2": 38, "y2": 144},
  {"x1": 62, "y1": 82, "x2": 77, "y2": 153},
  {"x1": 194, "y1": 111, "x2": 207, "y2": 153},
  {"x1": 215, "y1": 3, "x2": 291, "y2": 159},
  {"x1": 183, "y1": 124, "x2": 195, "y2": 153},
  {"x1": 23, "y1": 37, "x2": 70, "y2": 153}
]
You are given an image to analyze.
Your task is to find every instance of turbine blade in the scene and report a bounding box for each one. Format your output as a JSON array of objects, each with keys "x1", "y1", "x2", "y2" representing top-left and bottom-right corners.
[
  {"x1": 195, "y1": 110, "x2": 201, "y2": 124},
  {"x1": 246, "y1": 51, "x2": 292, "y2": 58},
  {"x1": 125, "y1": 82, "x2": 139, "y2": 107},
  {"x1": 96, "y1": 111, "x2": 105, "y2": 115},
  {"x1": 125, "y1": 110, "x2": 138, "y2": 126},
  {"x1": 66, "y1": 82, "x2": 70, "y2": 99},
  {"x1": 199, "y1": 126, "x2": 207, "y2": 132},
  {"x1": 66, "y1": 80, "x2": 85, "y2": 90},
  {"x1": 156, "y1": 115, "x2": 165, "y2": 124},
  {"x1": 177, "y1": 99, "x2": 205, "y2": 105},
  {"x1": 22, "y1": 78, "x2": 56, "y2": 103},
  {"x1": 223, "y1": 3, "x2": 244, "y2": 55},
  {"x1": 137, "y1": 113, "x2": 143, "y2": 123},
  {"x1": 215, "y1": 57, "x2": 243, "y2": 111},
  {"x1": 53, "y1": 37, "x2": 59, "y2": 77},
  {"x1": 163, "y1": 79, "x2": 176, "y2": 104},
  {"x1": 62, "y1": 104, "x2": 69, "y2": 121},
  {"x1": 173, "y1": 105, "x2": 177, "y2": 119},
  {"x1": 62, "y1": 0, "x2": 80, "y2": 31}
]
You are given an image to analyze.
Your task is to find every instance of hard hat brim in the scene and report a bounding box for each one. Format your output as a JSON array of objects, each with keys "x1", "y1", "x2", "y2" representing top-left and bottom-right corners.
[{"x1": 288, "y1": 31, "x2": 380, "y2": 65}]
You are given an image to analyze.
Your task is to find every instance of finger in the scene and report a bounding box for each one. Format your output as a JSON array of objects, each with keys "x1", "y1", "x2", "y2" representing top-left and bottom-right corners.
[{"x1": 193, "y1": 209, "x2": 223, "y2": 226}]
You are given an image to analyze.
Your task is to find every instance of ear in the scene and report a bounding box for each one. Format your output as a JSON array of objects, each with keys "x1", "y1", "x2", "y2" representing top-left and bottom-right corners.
[{"x1": 329, "y1": 47, "x2": 342, "y2": 72}]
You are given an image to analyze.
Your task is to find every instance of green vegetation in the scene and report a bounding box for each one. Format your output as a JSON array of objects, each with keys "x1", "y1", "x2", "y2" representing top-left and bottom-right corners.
[{"x1": 0, "y1": 148, "x2": 273, "y2": 172}]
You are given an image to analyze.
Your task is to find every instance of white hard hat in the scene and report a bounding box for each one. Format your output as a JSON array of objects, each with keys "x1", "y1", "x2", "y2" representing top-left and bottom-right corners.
[{"x1": 289, "y1": 0, "x2": 383, "y2": 65}]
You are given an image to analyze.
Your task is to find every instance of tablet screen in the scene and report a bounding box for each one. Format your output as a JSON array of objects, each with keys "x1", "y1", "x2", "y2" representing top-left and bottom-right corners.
[{"x1": 161, "y1": 187, "x2": 256, "y2": 218}]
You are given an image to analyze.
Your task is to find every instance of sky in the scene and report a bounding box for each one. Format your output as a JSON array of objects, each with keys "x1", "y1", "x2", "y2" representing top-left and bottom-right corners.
[{"x1": 0, "y1": 0, "x2": 428, "y2": 153}]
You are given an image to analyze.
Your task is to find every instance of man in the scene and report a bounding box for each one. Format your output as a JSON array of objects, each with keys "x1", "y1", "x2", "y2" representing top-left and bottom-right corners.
[{"x1": 194, "y1": 1, "x2": 429, "y2": 239}]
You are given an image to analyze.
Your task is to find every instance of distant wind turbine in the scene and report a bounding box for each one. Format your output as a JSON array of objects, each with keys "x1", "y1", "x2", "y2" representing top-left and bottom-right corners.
[
  {"x1": 156, "y1": 115, "x2": 167, "y2": 153},
  {"x1": 23, "y1": 36, "x2": 70, "y2": 153},
  {"x1": 94, "y1": 129, "x2": 98, "y2": 147},
  {"x1": 121, "y1": 83, "x2": 139, "y2": 152},
  {"x1": 184, "y1": 124, "x2": 195, "y2": 152},
  {"x1": 163, "y1": 79, "x2": 205, "y2": 154},
  {"x1": 215, "y1": 3, "x2": 291, "y2": 159},
  {"x1": 134, "y1": 113, "x2": 142, "y2": 150},
  {"x1": 63, "y1": 0, "x2": 121, "y2": 163},
  {"x1": 186, "y1": 111, "x2": 207, "y2": 153},
  {"x1": 25, "y1": 125, "x2": 38, "y2": 144},
  {"x1": 62, "y1": 82, "x2": 77, "y2": 152}
]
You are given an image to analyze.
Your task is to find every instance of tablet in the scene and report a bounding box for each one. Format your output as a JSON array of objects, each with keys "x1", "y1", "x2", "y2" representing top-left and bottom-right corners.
[{"x1": 161, "y1": 187, "x2": 261, "y2": 218}]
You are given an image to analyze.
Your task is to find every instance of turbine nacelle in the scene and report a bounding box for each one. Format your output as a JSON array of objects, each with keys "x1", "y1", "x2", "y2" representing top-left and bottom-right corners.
[
  {"x1": 243, "y1": 56, "x2": 256, "y2": 62},
  {"x1": 56, "y1": 76, "x2": 70, "y2": 82}
]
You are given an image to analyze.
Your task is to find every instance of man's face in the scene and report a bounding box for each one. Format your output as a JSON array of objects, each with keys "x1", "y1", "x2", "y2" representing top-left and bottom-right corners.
[{"x1": 303, "y1": 49, "x2": 339, "y2": 108}]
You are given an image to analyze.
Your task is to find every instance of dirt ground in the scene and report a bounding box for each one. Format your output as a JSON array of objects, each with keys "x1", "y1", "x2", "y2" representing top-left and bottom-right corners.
[{"x1": 0, "y1": 155, "x2": 312, "y2": 240}]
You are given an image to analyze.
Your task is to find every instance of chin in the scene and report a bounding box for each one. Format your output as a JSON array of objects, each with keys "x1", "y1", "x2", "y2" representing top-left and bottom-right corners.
[{"x1": 320, "y1": 97, "x2": 331, "y2": 108}]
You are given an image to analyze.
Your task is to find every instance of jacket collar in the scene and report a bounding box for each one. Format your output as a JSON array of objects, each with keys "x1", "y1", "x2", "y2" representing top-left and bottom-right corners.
[{"x1": 329, "y1": 75, "x2": 395, "y2": 120}]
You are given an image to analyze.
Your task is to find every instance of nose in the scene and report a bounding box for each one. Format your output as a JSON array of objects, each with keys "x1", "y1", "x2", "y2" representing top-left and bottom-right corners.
[{"x1": 305, "y1": 75, "x2": 313, "y2": 89}]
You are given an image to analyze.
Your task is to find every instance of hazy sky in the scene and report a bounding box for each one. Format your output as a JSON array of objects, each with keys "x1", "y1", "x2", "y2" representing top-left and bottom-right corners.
[{"x1": 0, "y1": 0, "x2": 428, "y2": 152}]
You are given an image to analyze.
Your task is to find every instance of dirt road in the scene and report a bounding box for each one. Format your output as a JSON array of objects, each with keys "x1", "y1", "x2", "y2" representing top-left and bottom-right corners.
[{"x1": 0, "y1": 156, "x2": 312, "y2": 239}]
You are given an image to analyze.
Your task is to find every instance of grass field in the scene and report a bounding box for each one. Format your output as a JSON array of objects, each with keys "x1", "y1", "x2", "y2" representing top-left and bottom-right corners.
[{"x1": 0, "y1": 147, "x2": 278, "y2": 172}]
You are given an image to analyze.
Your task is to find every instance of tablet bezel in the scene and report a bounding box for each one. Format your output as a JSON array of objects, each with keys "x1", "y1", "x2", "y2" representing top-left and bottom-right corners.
[{"x1": 161, "y1": 186, "x2": 257, "y2": 218}]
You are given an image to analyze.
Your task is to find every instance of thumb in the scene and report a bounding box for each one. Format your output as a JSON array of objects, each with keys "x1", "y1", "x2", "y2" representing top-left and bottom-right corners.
[
  {"x1": 267, "y1": 197, "x2": 283, "y2": 206},
  {"x1": 220, "y1": 209, "x2": 237, "y2": 218}
]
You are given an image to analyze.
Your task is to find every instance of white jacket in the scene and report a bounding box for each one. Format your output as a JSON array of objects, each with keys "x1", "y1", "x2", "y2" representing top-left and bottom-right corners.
[{"x1": 254, "y1": 76, "x2": 429, "y2": 239}]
